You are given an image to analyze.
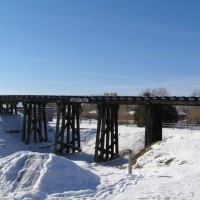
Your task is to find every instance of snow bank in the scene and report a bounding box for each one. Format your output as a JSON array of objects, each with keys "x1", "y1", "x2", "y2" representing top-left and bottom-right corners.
[
  {"x1": 1, "y1": 115, "x2": 200, "y2": 199},
  {"x1": 114, "y1": 129, "x2": 200, "y2": 200},
  {"x1": 0, "y1": 151, "x2": 100, "y2": 199}
]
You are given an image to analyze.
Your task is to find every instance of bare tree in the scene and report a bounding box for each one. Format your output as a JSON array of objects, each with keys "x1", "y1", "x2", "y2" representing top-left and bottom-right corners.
[
  {"x1": 139, "y1": 88, "x2": 151, "y2": 96},
  {"x1": 140, "y1": 87, "x2": 169, "y2": 97},
  {"x1": 151, "y1": 87, "x2": 170, "y2": 97},
  {"x1": 191, "y1": 90, "x2": 200, "y2": 97},
  {"x1": 188, "y1": 107, "x2": 200, "y2": 122}
]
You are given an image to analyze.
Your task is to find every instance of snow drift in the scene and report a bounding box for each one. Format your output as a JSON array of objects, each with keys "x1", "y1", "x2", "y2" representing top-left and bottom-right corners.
[
  {"x1": 0, "y1": 151, "x2": 100, "y2": 199},
  {"x1": 0, "y1": 114, "x2": 200, "y2": 199}
]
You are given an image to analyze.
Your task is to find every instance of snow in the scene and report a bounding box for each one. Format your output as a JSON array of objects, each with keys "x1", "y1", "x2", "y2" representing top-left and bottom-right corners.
[
  {"x1": 0, "y1": 151, "x2": 100, "y2": 199},
  {"x1": 0, "y1": 114, "x2": 200, "y2": 199}
]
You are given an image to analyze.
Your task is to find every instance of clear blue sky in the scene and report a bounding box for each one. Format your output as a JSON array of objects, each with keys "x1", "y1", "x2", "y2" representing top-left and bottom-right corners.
[{"x1": 0, "y1": 0, "x2": 200, "y2": 96}]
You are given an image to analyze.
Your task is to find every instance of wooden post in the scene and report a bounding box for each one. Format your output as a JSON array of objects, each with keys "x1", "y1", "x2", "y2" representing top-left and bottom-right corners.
[
  {"x1": 38, "y1": 104, "x2": 43, "y2": 142},
  {"x1": 94, "y1": 103, "x2": 119, "y2": 162},
  {"x1": 94, "y1": 104, "x2": 102, "y2": 162},
  {"x1": 72, "y1": 105, "x2": 76, "y2": 153},
  {"x1": 0, "y1": 103, "x2": 2, "y2": 114},
  {"x1": 6, "y1": 104, "x2": 9, "y2": 112},
  {"x1": 54, "y1": 103, "x2": 61, "y2": 154},
  {"x1": 60, "y1": 104, "x2": 66, "y2": 154},
  {"x1": 54, "y1": 103, "x2": 81, "y2": 155},
  {"x1": 145, "y1": 104, "x2": 163, "y2": 147},
  {"x1": 23, "y1": 102, "x2": 48, "y2": 144},
  {"x1": 22, "y1": 103, "x2": 27, "y2": 142},
  {"x1": 33, "y1": 104, "x2": 37, "y2": 143},
  {"x1": 66, "y1": 104, "x2": 70, "y2": 154},
  {"x1": 114, "y1": 104, "x2": 119, "y2": 156},
  {"x1": 110, "y1": 105, "x2": 114, "y2": 158},
  {"x1": 25, "y1": 104, "x2": 32, "y2": 144},
  {"x1": 100, "y1": 104, "x2": 106, "y2": 160},
  {"x1": 106, "y1": 106, "x2": 110, "y2": 160},
  {"x1": 14, "y1": 104, "x2": 17, "y2": 114},
  {"x1": 42, "y1": 103, "x2": 48, "y2": 141},
  {"x1": 76, "y1": 104, "x2": 80, "y2": 150},
  {"x1": 10, "y1": 104, "x2": 14, "y2": 114}
]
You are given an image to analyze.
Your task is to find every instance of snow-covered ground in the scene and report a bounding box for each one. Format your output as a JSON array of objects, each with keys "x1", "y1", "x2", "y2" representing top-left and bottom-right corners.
[{"x1": 0, "y1": 114, "x2": 200, "y2": 199}]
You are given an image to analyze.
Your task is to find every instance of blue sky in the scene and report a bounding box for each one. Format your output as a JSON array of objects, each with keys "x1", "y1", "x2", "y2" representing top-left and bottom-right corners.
[{"x1": 0, "y1": 0, "x2": 200, "y2": 96}]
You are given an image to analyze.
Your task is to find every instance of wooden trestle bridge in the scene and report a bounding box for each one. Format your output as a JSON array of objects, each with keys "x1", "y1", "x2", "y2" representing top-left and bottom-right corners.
[{"x1": 0, "y1": 95, "x2": 200, "y2": 162}]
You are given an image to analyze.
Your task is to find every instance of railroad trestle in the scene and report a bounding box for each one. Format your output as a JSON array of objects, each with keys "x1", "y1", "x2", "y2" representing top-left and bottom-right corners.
[{"x1": 0, "y1": 95, "x2": 199, "y2": 162}]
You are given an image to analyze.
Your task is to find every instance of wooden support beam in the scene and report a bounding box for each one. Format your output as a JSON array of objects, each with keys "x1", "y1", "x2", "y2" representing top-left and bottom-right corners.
[
  {"x1": 94, "y1": 103, "x2": 119, "y2": 162},
  {"x1": 22, "y1": 103, "x2": 27, "y2": 142},
  {"x1": 33, "y1": 104, "x2": 37, "y2": 143},
  {"x1": 100, "y1": 104, "x2": 106, "y2": 160},
  {"x1": 42, "y1": 103, "x2": 48, "y2": 141},
  {"x1": 76, "y1": 105, "x2": 80, "y2": 150},
  {"x1": 0, "y1": 103, "x2": 2, "y2": 114},
  {"x1": 2, "y1": 103, "x2": 18, "y2": 114},
  {"x1": 6, "y1": 104, "x2": 9, "y2": 112},
  {"x1": 38, "y1": 104, "x2": 43, "y2": 142},
  {"x1": 95, "y1": 104, "x2": 102, "y2": 161},
  {"x1": 145, "y1": 104, "x2": 163, "y2": 147},
  {"x1": 23, "y1": 103, "x2": 48, "y2": 144},
  {"x1": 54, "y1": 103, "x2": 61, "y2": 154},
  {"x1": 14, "y1": 104, "x2": 17, "y2": 114},
  {"x1": 54, "y1": 103, "x2": 81, "y2": 155},
  {"x1": 72, "y1": 105, "x2": 76, "y2": 153},
  {"x1": 25, "y1": 104, "x2": 32, "y2": 144},
  {"x1": 60, "y1": 104, "x2": 66, "y2": 154}
]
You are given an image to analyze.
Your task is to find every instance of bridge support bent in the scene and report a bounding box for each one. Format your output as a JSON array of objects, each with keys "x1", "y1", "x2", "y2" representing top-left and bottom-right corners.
[
  {"x1": 22, "y1": 103, "x2": 48, "y2": 144},
  {"x1": 54, "y1": 103, "x2": 81, "y2": 155},
  {"x1": 0, "y1": 103, "x2": 18, "y2": 114},
  {"x1": 94, "y1": 103, "x2": 119, "y2": 162},
  {"x1": 145, "y1": 104, "x2": 163, "y2": 147}
]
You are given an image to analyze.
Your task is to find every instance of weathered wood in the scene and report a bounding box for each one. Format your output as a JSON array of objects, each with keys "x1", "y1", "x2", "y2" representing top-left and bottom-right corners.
[
  {"x1": 106, "y1": 106, "x2": 110, "y2": 160},
  {"x1": 2, "y1": 103, "x2": 16, "y2": 114},
  {"x1": 38, "y1": 104, "x2": 43, "y2": 142},
  {"x1": 94, "y1": 104, "x2": 102, "y2": 162},
  {"x1": 23, "y1": 103, "x2": 48, "y2": 144},
  {"x1": 54, "y1": 103, "x2": 61, "y2": 154},
  {"x1": 145, "y1": 104, "x2": 163, "y2": 147},
  {"x1": 54, "y1": 103, "x2": 81, "y2": 155},
  {"x1": 22, "y1": 103, "x2": 27, "y2": 142},
  {"x1": 0, "y1": 103, "x2": 2, "y2": 114},
  {"x1": 114, "y1": 104, "x2": 119, "y2": 155},
  {"x1": 76, "y1": 105, "x2": 80, "y2": 149},
  {"x1": 14, "y1": 104, "x2": 17, "y2": 114},
  {"x1": 94, "y1": 104, "x2": 119, "y2": 162},
  {"x1": 57, "y1": 142, "x2": 81, "y2": 151},
  {"x1": 33, "y1": 104, "x2": 37, "y2": 143},
  {"x1": 100, "y1": 105, "x2": 106, "y2": 159},
  {"x1": 42, "y1": 103, "x2": 48, "y2": 141},
  {"x1": 25, "y1": 104, "x2": 32, "y2": 144},
  {"x1": 66, "y1": 104, "x2": 70, "y2": 154},
  {"x1": 1, "y1": 95, "x2": 200, "y2": 106},
  {"x1": 110, "y1": 105, "x2": 114, "y2": 158},
  {"x1": 6, "y1": 104, "x2": 9, "y2": 112},
  {"x1": 72, "y1": 105, "x2": 75, "y2": 153},
  {"x1": 60, "y1": 104, "x2": 66, "y2": 154}
]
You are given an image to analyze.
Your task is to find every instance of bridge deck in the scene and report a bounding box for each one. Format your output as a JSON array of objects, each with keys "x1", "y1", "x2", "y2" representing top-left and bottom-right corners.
[{"x1": 0, "y1": 95, "x2": 200, "y2": 105}]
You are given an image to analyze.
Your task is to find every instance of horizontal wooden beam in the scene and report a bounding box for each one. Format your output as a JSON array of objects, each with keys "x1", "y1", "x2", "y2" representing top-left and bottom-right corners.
[{"x1": 0, "y1": 95, "x2": 199, "y2": 106}]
